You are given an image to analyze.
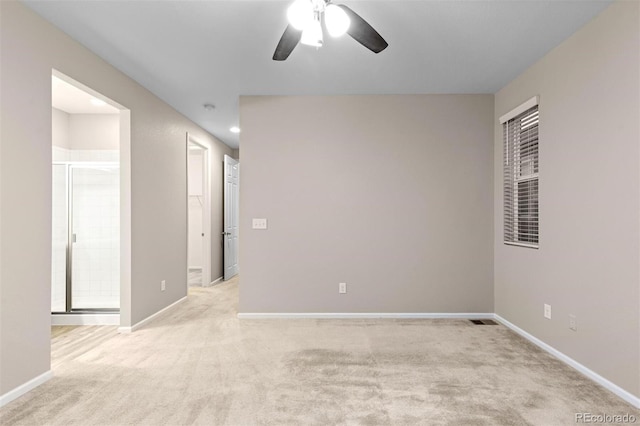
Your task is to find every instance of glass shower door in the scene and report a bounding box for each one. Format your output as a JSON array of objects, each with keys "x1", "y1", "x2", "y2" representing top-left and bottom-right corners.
[{"x1": 70, "y1": 165, "x2": 120, "y2": 310}]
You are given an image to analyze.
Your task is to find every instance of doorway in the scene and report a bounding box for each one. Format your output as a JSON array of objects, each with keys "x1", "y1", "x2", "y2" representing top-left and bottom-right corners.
[
  {"x1": 51, "y1": 71, "x2": 130, "y2": 326},
  {"x1": 187, "y1": 135, "x2": 211, "y2": 287}
]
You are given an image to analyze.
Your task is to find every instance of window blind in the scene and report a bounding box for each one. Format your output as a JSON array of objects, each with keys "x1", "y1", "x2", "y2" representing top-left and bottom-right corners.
[{"x1": 503, "y1": 105, "x2": 539, "y2": 247}]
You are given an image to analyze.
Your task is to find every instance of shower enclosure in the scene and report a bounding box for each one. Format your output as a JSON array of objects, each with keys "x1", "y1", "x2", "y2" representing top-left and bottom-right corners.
[{"x1": 52, "y1": 162, "x2": 120, "y2": 313}]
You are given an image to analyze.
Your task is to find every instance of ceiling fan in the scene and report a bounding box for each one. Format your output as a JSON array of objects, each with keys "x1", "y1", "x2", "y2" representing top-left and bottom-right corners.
[{"x1": 273, "y1": 0, "x2": 388, "y2": 61}]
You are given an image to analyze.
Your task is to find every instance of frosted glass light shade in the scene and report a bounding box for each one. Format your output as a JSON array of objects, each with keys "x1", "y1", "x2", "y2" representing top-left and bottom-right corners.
[
  {"x1": 325, "y1": 4, "x2": 350, "y2": 37},
  {"x1": 287, "y1": 0, "x2": 313, "y2": 31}
]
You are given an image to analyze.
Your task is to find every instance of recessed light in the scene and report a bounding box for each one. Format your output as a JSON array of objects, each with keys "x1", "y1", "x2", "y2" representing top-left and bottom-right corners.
[
  {"x1": 91, "y1": 98, "x2": 106, "y2": 107},
  {"x1": 204, "y1": 103, "x2": 215, "y2": 111},
  {"x1": 230, "y1": 126, "x2": 241, "y2": 134}
]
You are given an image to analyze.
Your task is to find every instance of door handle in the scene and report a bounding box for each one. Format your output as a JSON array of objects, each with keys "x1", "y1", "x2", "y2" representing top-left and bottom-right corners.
[{"x1": 221, "y1": 232, "x2": 231, "y2": 236}]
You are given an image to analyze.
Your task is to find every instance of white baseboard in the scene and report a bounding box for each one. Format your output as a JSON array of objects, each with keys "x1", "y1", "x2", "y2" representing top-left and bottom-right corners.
[
  {"x1": 0, "y1": 370, "x2": 53, "y2": 408},
  {"x1": 118, "y1": 296, "x2": 187, "y2": 333},
  {"x1": 206, "y1": 276, "x2": 223, "y2": 287},
  {"x1": 494, "y1": 314, "x2": 640, "y2": 409},
  {"x1": 237, "y1": 312, "x2": 495, "y2": 319},
  {"x1": 51, "y1": 313, "x2": 119, "y2": 326}
]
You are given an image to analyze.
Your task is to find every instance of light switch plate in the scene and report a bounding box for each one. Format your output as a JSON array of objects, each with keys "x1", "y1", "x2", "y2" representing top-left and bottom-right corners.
[{"x1": 252, "y1": 218, "x2": 267, "y2": 229}]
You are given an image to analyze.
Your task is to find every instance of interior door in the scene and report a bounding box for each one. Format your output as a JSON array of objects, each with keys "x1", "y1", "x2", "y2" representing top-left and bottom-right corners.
[{"x1": 223, "y1": 155, "x2": 239, "y2": 280}]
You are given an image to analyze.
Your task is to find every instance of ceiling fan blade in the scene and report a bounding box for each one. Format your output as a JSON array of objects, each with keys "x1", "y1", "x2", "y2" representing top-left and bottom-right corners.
[
  {"x1": 336, "y1": 5, "x2": 388, "y2": 54},
  {"x1": 273, "y1": 25, "x2": 303, "y2": 61}
]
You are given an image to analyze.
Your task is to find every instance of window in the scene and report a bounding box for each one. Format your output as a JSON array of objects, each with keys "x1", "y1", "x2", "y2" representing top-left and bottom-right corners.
[{"x1": 501, "y1": 98, "x2": 539, "y2": 248}]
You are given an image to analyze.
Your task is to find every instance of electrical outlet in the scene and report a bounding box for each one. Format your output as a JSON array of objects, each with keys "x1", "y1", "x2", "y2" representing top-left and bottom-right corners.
[
  {"x1": 544, "y1": 304, "x2": 551, "y2": 319},
  {"x1": 569, "y1": 314, "x2": 577, "y2": 331},
  {"x1": 339, "y1": 282, "x2": 347, "y2": 294},
  {"x1": 161, "y1": 280, "x2": 166, "y2": 291}
]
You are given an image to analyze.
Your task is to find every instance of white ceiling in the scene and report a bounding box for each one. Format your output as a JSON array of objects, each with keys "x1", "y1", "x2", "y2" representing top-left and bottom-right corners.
[
  {"x1": 26, "y1": 0, "x2": 612, "y2": 148},
  {"x1": 52, "y1": 75, "x2": 120, "y2": 114}
]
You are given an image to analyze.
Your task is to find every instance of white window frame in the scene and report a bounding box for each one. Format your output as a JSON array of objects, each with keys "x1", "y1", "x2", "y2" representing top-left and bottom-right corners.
[{"x1": 501, "y1": 96, "x2": 539, "y2": 249}]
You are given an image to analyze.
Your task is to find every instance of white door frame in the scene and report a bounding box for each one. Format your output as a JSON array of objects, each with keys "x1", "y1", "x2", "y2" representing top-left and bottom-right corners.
[{"x1": 186, "y1": 134, "x2": 211, "y2": 287}]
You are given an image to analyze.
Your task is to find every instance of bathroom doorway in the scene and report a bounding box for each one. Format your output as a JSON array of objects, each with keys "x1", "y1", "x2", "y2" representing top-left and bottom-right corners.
[{"x1": 51, "y1": 72, "x2": 128, "y2": 325}]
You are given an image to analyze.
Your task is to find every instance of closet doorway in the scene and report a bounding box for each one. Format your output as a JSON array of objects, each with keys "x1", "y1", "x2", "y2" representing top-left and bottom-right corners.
[{"x1": 187, "y1": 136, "x2": 211, "y2": 287}]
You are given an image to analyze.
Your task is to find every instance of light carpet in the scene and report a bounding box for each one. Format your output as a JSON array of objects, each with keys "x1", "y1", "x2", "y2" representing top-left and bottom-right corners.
[{"x1": 1, "y1": 276, "x2": 638, "y2": 425}]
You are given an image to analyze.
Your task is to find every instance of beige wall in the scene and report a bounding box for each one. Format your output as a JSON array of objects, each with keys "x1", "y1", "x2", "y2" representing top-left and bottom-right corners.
[
  {"x1": 494, "y1": 1, "x2": 639, "y2": 398},
  {"x1": 239, "y1": 95, "x2": 494, "y2": 314},
  {"x1": 0, "y1": 2, "x2": 231, "y2": 396}
]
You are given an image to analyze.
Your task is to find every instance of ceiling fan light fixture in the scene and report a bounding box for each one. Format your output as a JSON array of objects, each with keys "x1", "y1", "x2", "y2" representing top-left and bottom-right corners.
[
  {"x1": 300, "y1": 15, "x2": 323, "y2": 47},
  {"x1": 324, "y1": 4, "x2": 350, "y2": 37},
  {"x1": 287, "y1": 0, "x2": 313, "y2": 30},
  {"x1": 273, "y1": 1, "x2": 387, "y2": 61}
]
